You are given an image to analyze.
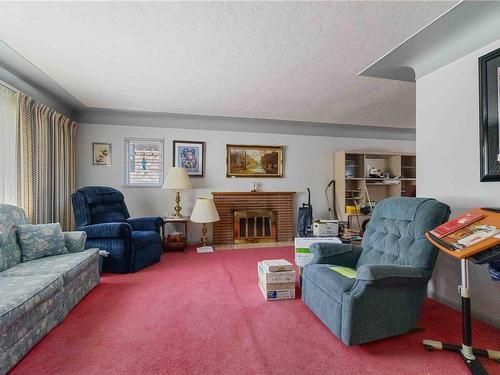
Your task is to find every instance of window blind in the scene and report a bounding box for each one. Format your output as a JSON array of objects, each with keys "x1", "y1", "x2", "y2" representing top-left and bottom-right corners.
[{"x1": 125, "y1": 138, "x2": 164, "y2": 186}]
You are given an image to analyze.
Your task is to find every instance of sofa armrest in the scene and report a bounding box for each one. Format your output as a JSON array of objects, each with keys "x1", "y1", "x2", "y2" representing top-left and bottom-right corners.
[
  {"x1": 63, "y1": 231, "x2": 87, "y2": 253},
  {"x1": 80, "y1": 222, "x2": 132, "y2": 239},
  {"x1": 126, "y1": 217, "x2": 163, "y2": 232},
  {"x1": 356, "y1": 264, "x2": 430, "y2": 286},
  {"x1": 309, "y1": 242, "x2": 362, "y2": 267}
]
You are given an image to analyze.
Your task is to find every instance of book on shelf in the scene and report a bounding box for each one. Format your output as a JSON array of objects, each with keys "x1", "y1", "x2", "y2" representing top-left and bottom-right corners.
[
  {"x1": 432, "y1": 219, "x2": 499, "y2": 251},
  {"x1": 430, "y1": 213, "x2": 484, "y2": 238}
]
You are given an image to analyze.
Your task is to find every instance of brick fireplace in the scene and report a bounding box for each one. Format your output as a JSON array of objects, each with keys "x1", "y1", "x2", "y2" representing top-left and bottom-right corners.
[{"x1": 212, "y1": 192, "x2": 295, "y2": 245}]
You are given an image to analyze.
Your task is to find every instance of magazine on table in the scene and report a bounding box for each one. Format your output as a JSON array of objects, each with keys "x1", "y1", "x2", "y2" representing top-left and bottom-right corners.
[
  {"x1": 437, "y1": 219, "x2": 499, "y2": 251},
  {"x1": 430, "y1": 213, "x2": 484, "y2": 238}
]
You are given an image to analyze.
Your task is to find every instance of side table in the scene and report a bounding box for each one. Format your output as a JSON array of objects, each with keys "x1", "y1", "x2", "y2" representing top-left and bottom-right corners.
[{"x1": 162, "y1": 216, "x2": 189, "y2": 252}]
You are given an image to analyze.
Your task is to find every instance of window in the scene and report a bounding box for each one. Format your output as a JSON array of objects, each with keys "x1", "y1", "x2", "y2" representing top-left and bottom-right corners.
[
  {"x1": 125, "y1": 138, "x2": 164, "y2": 186},
  {"x1": 0, "y1": 84, "x2": 19, "y2": 204}
]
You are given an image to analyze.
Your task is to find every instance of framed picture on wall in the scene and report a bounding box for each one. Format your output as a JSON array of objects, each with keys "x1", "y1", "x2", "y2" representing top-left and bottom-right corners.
[
  {"x1": 125, "y1": 138, "x2": 164, "y2": 186},
  {"x1": 173, "y1": 140, "x2": 205, "y2": 177},
  {"x1": 92, "y1": 142, "x2": 111, "y2": 166},
  {"x1": 226, "y1": 144, "x2": 283, "y2": 178},
  {"x1": 479, "y1": 47, "x2": 500, "y2": 181}
]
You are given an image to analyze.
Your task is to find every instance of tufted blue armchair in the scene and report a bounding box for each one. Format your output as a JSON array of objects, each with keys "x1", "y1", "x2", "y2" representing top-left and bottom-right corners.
[
  {"x1": 71, "y1": 186, "x2": 162, "y2": 273},
  {"x1": 302, "y1": 197, "x2": 450, "y2": 346}
]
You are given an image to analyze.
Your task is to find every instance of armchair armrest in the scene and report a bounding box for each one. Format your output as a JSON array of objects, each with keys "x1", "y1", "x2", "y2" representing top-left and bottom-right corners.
[
  {"x1": 80, "y1": 222, "x2": 132, "y2": 239},
  {"x1": 63, "y1": 231, "x2": 87, "y2": 253},
  {"x1": 126, "y1": 217, "x2": 163, "y2": 232},
  {"x1": 356, "y1": 264, "x2": 430, "y2": 286},
  {"x1": 309, "y1": 242, "x2": 362, "y2": 268}
]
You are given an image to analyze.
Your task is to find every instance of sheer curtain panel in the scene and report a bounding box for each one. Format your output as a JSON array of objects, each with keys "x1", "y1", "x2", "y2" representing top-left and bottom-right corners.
[{"x1": 0, "y1": 84, "x2": 19, "y2": 204}]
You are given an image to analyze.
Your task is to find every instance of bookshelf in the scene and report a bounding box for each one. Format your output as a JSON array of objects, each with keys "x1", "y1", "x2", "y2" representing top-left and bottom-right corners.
[{"x1": 334, "y1": 151, "x2": 416, "y2": 221}]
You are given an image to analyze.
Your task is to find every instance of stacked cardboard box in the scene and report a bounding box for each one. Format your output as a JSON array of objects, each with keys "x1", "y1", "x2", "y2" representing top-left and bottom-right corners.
[
  {"x1": 257, "y1": 259, "x2": 296, "y2": 301},
  {"x1": 294, "y1": 237, "x2": 342, "y2": 267}
]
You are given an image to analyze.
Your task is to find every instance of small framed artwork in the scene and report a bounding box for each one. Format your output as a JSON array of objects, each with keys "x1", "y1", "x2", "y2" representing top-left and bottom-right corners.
[
  {"x1": 479, "y1": 47, "x2": 500, "y2": 181},
  {"x1": 226, "y1": 144, "x2": 283, "y2": 178},
  {"x1": 92, "y1": 142, "x2": 111, "y2": 166},
  {"x1": 173, "y1": 140, "x2": 205, "y2": 177}
]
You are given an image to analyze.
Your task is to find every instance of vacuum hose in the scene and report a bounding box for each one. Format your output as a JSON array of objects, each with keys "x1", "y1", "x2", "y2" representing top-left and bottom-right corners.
[{"x1": 325, "y1": 180, "x2": 337, "y2": 220}]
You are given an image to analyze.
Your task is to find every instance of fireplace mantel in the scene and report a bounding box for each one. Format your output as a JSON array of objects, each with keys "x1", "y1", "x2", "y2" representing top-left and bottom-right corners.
[
  {"x1": 212, "y1": 192, "x2": 295, "y2": 196},
  {"x1": 211, "y1": 191, "x2": 295, "y2": 245}
]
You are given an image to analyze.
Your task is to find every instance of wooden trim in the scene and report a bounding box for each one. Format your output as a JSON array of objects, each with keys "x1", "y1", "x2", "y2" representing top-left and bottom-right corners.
[{"x1": 212, "y1": 191, "x2": 295, "y2": 196}]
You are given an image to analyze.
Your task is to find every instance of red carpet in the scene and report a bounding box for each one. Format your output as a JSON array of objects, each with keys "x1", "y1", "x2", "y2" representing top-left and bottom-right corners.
[{"x1": 10, "y1": 246, "x2": 500, "y2": 375}]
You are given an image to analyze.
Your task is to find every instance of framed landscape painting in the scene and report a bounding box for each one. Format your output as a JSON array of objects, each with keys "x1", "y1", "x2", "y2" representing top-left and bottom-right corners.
[
  {"x1": 479, "y1": 47, "x2": 500, "y2": 181},
  {"x1": 226, "y1": 144, "x2": 283, "y2": 178},
  {"x1": 92, "y1": 142, "x2": 111, "y2": 166},
  {"x1": 173, "y1": 140, "x2": 205, "y2": 177}
]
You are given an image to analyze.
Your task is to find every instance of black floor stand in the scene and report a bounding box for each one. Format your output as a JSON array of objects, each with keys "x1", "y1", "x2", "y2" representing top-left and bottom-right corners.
[{"x1": 423, "y1": 259, "x2": 500, "y2": 375}]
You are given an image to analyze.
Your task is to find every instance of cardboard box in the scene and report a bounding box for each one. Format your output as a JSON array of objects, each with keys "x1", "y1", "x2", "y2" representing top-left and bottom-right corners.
[
  {"x1": 257, "y1": 261, "x2": 296, "y2": 301},
  {"x1": 259, "y1": 281, "x2": 296, "y2": 291},
  {"x1": 312, "y1": 220, "x2": 340, "y2": 237},
  {"x1": 294, "y1": 237, "x2": 342, "y2": 267},
  {"x1": 259, "y1": 284, "x2": 295, "y2": 301},
  {"x1": 258, "y1": 262, "x2": 295, "y2": 283},
  {"x1": 260, "y1": 259, "x2": 293, "y2": 272}
]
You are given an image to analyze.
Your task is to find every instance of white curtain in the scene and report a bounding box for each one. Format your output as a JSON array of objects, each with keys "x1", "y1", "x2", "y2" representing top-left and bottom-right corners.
[{"x1": 0, "y1": 84, "x2": 19, "y2": 205}]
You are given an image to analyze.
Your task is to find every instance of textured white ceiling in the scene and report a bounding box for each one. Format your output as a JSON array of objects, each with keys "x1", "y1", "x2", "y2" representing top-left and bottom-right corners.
[{"x1": 0, "y1": 1, "x2": 455, "y2": 128}]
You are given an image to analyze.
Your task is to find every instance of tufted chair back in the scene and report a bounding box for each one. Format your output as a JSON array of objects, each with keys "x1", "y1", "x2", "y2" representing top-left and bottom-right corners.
[
  {"x1": 72, "y1": 186, "x2": 130, "y2": 228},
  {"x1": 357, "y1": 197, "x2": 450, "y2": 272}
]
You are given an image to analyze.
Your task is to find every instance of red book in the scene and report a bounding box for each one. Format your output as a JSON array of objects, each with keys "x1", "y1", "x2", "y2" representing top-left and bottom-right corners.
[{"x1": 430, "y1": 213, "x2": 485, "y2": 238}]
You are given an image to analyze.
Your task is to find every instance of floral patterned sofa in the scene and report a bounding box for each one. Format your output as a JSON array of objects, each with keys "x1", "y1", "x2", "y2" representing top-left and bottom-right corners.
[{"x1": 0, "y1": 204, "x2": 100, "y2": 374}]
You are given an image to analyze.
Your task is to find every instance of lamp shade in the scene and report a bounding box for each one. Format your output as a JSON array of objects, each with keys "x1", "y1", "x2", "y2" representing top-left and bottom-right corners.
[
  {"x1": 190, "y1": 198, "x2": 220, "y2": 223},
  {"x1": 162, "y1": 167, "x2": 192, "y2": 189}
]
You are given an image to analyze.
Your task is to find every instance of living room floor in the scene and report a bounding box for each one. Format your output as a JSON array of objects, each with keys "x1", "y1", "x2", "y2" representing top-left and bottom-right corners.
[{"x1": 11, "y1": 246, "x2": 500, "y2": 375}]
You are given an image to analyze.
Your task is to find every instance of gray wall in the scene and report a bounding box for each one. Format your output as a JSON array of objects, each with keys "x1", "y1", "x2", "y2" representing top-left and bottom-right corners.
[
  {"x1": 77, "y1": 122, "x2": 415, "y2": 243},
  {"x1": 417, "y1": 38, "x2": 500, "y2": 328}
]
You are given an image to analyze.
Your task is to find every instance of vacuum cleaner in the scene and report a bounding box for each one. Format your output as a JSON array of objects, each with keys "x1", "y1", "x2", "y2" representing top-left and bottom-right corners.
[{"x1": 297, "y1": 188, "x2": 313, "y2": 237}]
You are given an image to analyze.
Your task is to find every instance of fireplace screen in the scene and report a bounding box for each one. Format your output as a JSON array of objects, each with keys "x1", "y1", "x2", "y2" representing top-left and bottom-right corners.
[{"x1": 234, "y1": 210, "x2": 276, "y2": 244}]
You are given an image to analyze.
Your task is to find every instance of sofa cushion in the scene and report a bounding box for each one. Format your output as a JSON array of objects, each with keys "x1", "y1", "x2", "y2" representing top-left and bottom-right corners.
[
  {"x1": 131, "y1": 230, "x2": 161, "y2": 249},
  {"x1": 63, "y1": 231, "x2": 87, "y2": 253},
  {"x1": 0, "y1": 274, "x2": 63, "y2": 334},
  {"x1": 0, "y1": 204, "x2": 26, "y2": 272},
  {"x1": 0, "y1": 250, "x2": 99, "y2": 284},
  {"x1": 303, "y1": 264, "x2": 356, "y2": 303},
  {"x1": 16, "y1": 223, "x2": 68, "y2": 261}
]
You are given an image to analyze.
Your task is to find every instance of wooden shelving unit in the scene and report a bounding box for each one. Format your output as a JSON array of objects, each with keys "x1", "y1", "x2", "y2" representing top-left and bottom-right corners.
[{"x1": 334, "y1": 151, "x2": 416, "y2": 222}]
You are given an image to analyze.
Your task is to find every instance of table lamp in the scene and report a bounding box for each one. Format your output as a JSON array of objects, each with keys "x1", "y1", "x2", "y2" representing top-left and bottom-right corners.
[
  {"x1": 190, "y1": 198, "x2": 220, "y2": 253},
  {"x1": 162, "y1": 167, "x2": 192, "y2": 218}
]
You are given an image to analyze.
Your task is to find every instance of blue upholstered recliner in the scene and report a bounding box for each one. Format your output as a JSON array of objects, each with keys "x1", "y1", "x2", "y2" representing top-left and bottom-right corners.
[
  {"x1": 71, "y1": 186, "x2": 162, "y2": 273},
  {"x1": 302, "y1": 197, "x2": 450, "y2": 346}
]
